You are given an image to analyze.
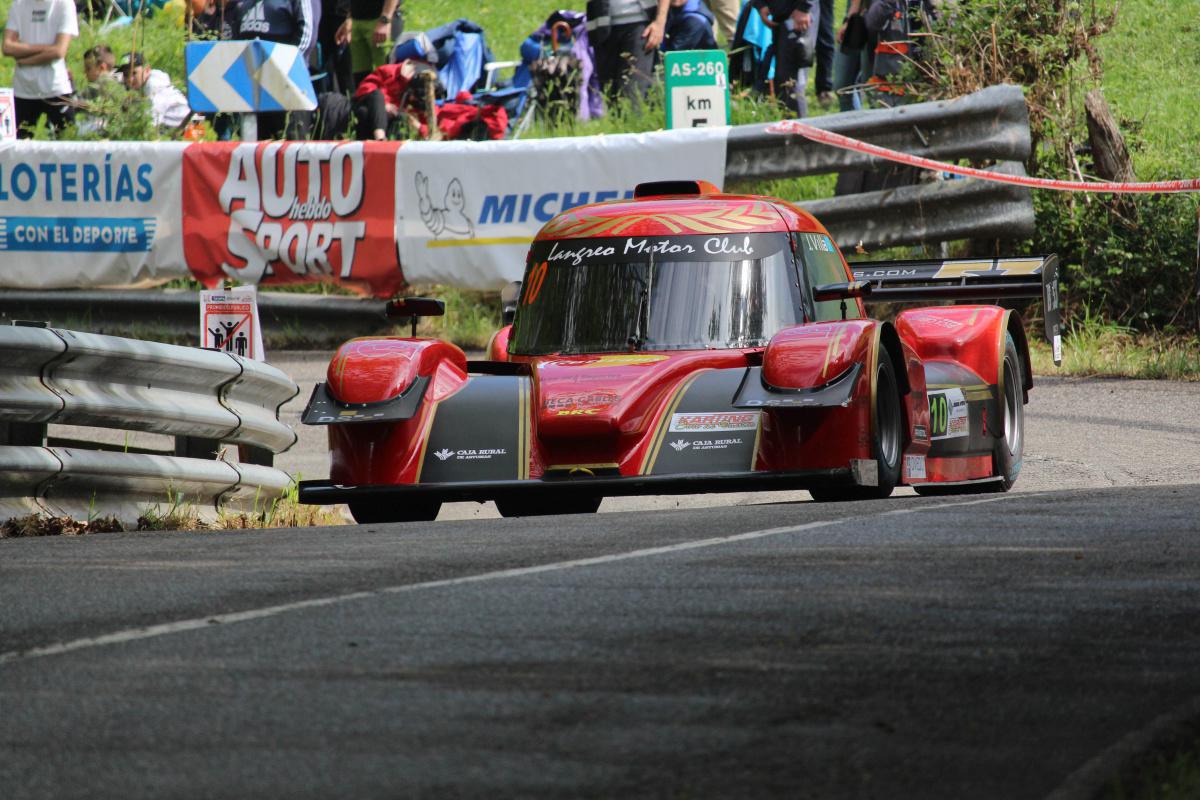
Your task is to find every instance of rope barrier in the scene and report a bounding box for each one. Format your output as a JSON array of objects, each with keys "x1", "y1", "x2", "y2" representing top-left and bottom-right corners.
[{"x1": 766, "y1": 119, "x2": 1200, "y2": 193}]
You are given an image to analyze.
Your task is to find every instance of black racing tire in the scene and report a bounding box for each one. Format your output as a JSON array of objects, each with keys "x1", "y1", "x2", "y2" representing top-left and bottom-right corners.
[
  {"x1": 987, "y1": 331, "x2": 1025, "y2": 491},
  {"x1": 809, "y1": 351, "x2": 903, "y2": 502},
  {"x1": 496, "y1": 495, "x2": 603, "y2": 518},
  {"x1": 348, "y1": 500, "x2": 441, "y2": 524},
  {"x1": 914, "y1": 332, "x2": 1025, "y2": 496}
]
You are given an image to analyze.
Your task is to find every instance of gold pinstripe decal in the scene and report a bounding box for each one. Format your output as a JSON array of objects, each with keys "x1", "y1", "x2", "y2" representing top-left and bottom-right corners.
[
  {"x1": 515, "y1": 378, "x2": 527, "y2": 480},
  {"x1": 413, "y1": 401, "x2": 440, "y2": 483},
  {"x1": 749, "y1": 414, "x2": 763, "y2": 470},
  {"x1": 641, "y1": 372, "x2": 705, "y2": 475}
]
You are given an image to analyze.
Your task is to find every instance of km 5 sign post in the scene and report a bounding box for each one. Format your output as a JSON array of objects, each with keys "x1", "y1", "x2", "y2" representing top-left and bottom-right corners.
[{"x1": 664, "y1": 50, "x2": 730, "y2": 129}]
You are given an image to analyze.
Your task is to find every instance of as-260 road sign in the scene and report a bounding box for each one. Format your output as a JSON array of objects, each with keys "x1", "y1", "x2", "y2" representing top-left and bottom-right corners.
[{"x1": 664, "y1": 50, "x2": 730, "y2": 129}]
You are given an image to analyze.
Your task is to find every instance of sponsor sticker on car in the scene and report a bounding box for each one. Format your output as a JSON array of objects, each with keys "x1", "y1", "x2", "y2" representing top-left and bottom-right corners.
[
  {"x1": 669, "y1": 412, "x2": 760, "y2": 433},
  {"x1": 927, "y1": 389, "x2": 969, "y2": 440}
]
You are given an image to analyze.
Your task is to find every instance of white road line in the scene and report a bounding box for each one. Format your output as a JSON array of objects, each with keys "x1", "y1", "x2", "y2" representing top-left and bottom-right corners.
[{"x1": 0, "y1": 495, "x2": 1012, "y2": 666}]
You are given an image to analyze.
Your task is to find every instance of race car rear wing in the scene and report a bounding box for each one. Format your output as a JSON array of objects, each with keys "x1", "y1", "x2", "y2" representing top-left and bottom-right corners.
[{"x1": 849, "y1": 254, "x2": 1061, "y2": 361}]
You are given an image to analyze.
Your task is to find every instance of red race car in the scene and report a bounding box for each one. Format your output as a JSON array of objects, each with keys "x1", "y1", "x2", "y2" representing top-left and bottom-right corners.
[{"x1": 299, "y1": 180, "x2": 1060, "y2": 523}]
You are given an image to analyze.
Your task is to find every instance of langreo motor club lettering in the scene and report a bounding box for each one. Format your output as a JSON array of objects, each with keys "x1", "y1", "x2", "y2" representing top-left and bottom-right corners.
[{"x1": 545, "y1": 235, "x2": 760, "y2": 266}]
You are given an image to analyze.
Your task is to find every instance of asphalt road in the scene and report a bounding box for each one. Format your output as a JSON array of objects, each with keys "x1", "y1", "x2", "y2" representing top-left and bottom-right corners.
[
  {"x1": 4, "y1": 484, "x2": 1200, "y2": 798},
  {"x1": 13, "y1": 356, "x2": 1200, "y2": 797}
]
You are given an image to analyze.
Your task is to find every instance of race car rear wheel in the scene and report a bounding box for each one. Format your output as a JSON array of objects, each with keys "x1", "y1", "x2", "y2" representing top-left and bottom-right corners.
[
  {"x1": 495, "y1": 495, "x2": 602, "y2": 517},
  {"x1": 348, "y1": 500, "x2": 441, "y2": 524},
  {"x1": 990, "y1": 332, "x2": 1025, "y2": 491},
  {"x1": 914, "y1": 332, "x2": 1025, "y2": 496},
  {"x1": 809, "y1": 352, "x2": 903, "y2": 502}
]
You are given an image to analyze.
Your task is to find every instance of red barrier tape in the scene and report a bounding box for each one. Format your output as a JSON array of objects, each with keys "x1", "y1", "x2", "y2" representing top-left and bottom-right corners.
[{"x1": 766, "y1": 119, "x2": 1200, "y2": 193}]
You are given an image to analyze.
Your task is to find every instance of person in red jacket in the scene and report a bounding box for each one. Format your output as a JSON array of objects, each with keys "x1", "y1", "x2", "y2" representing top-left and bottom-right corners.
[{"x1": 352, "y1": 59, "x2": 430, "y2": 139}]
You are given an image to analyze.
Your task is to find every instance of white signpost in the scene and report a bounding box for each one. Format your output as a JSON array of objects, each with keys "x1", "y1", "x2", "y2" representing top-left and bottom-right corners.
[{"x1": 664, "y1": 50, "x2": 731, "y2": 129}]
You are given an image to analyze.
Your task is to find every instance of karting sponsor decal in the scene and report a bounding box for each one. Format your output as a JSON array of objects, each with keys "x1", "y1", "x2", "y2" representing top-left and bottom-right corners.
[
  {"x1": 670, "y1": 411, "x2": 760, "y2": 433},
  {"x1": 527, "y1": 233, "x2": 786, "y2": 267},
  {"x1": 928, "y1": 389, "x2": 968, "y2": 440},
  {"x1": 904, "y1": 454, "x2": 927, "y2": 480},
  {"x1": 647, "y1": 370, "x2": 758, "y2": 475},
  {"x1": 913, "y1": 424, "x2": 928, "y2": 441},
  {"x1": 182, "y1": 141, "x2": 403, "y2": 297}
]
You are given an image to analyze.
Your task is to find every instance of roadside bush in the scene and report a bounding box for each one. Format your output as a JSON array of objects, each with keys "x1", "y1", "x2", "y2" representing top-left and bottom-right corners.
[{"x1": 920, "y1": 0, "x2": 1199, "y2": 331}]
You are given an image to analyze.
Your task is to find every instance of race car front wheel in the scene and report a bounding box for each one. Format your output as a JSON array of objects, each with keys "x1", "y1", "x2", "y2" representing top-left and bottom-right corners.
[
  {"x1": 496, "y1": 495, "x2": 602, "y2": 518},
  {"x1": 349, "y1": 500, "x2": 441, "y2": 524},
  {"x1": 809, "y1": 352, "x2": 903, "y2": 502}
]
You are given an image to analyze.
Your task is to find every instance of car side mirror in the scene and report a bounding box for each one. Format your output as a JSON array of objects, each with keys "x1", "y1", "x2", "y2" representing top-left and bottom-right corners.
[
  {"x1": 812, "y1": 281, "x2": 872, "y2": 320},
  {"x1": 501, "y1": 280, "x2": 522, "y2": 326},
  {"x1": 386, "y1": 296, "x2": 445, "y2": 337},
  {"x1": 812, "y1": 280, "x2": 873, "y2": 302}
]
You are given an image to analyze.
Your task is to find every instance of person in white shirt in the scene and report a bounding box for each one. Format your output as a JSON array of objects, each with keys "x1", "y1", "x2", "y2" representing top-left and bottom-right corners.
[
  {"x1": 2, "y1": 0, "x2": 78, "y2": 137},
  {"x1": 118, "y1": 52, "x2": 193, "y2": 130}
]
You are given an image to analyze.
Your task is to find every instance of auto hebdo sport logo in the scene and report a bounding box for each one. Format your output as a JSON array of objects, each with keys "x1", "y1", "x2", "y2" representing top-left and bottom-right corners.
[{"x1": 182, "y1": 141, "x2": 403, "y2": 296}]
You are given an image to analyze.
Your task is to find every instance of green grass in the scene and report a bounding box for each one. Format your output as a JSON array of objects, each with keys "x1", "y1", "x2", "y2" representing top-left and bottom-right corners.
[
  {"x1": 1095, "y1": 0, "x2": 1200, "y2": 178},
  {"x1": 1029, "y1": 310, "x2": 1200, "y2": 381}
]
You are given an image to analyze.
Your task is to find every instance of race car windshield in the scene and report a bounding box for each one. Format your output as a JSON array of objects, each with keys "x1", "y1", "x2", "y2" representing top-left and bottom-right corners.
[{"x1": 510, "y1": 233, "x2": 801, "y2": 355}]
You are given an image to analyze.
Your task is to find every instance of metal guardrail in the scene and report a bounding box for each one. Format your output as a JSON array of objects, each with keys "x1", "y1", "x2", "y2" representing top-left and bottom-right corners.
[
  {"x1": 0, "y1": 289, "x2": 390, "y2": 338},
  {"x1": 0, "y1": 324, "x2": 299, "y2": 521},
  {"x1": 800, "y1": 161, "x2": 1036, "y2": 248},
  {"x1": 726, "y1": 84, "x2": 1035, "y2": 248}
]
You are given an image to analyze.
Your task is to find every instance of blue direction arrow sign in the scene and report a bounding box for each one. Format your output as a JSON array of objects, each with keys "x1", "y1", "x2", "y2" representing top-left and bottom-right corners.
[{"x1": 185, "y1": 40, "x2": 317, "y2": 113}]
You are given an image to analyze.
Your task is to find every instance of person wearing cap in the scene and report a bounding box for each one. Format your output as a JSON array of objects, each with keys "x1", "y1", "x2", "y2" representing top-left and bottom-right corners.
[
  {"x1": 119, "y1": 52, "x2": 192, "y2": 129},
  {"x1": 2, "y1": 0, "x2": 79, "y2": 137}
]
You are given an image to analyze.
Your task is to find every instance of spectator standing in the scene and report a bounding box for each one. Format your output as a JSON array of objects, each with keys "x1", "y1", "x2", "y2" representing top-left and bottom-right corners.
[
  {"x1": 317, "y1": 0, "x2": 352, "y2": 94},
  {"x1": 118, "y1": 53, "x2": 192, "y2": 129},
  {"x1": 227, "y1": 0, "x2": 313, "y2": 137},
  {"x1": 335, "y1": 0, "x2": 400, "y2": 90},
  {"x1": 813, "y1": 0, "x2": 834, "y2": 106},
  {"x1": 706, "y1": 0, "x2": 739, "y2": 43},
  {"x1": 664, "y1": 0, "x2": 717, "y2": 52},
  {"x1": 864, "y1": 0, "x2": 934, "y2": 107},
  {"x1": 833, "y1": 0, "x2": 873, "y2": 111},
  {"x1": 586, "y1": 0, "x2": 670, "y2": 106},
  {"x1": 2, "y1": 0, "x2": 78, "y2": 137},
  {"x1": 753, "y1": 0, "x2": 820, "y2": 117}
]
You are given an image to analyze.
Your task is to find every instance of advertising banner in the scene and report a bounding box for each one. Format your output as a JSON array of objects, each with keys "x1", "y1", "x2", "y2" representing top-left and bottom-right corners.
[
  {"x1": 395, "y1": 127, "x2": 730, "y2": 289},
  {"x1": 182, "y1": 140, "x2": 404, "y2": 298},
  {"x1": 0, "y1": 141, "x2": 187, "y2": 287}
]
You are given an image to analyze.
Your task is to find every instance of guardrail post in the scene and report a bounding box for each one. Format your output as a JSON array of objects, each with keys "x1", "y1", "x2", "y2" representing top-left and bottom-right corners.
[
  {"x1": 175, "y1": 436, "x2": 220, "y2": 460},
  {"x1": 0, "y1": 422, "x2": 47, "y2": 446},
  {"x1": 238, "y1": 445, "x2": 274, "y2": 467}
]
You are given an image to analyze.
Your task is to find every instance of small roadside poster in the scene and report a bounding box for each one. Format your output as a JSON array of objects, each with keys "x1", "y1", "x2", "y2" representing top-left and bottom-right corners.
[
  {"x1": 664, "y1": 50, "x2": 730, "y2": 129},
  {"x1": 0, "y1": 89, "x2": 16, "y2": 140},
  {"x1": 200, "y1": 285, "x2": 265, "y2": 361}
]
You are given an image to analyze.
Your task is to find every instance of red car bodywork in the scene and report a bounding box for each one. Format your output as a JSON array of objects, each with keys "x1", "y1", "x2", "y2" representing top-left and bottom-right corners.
[{"x1": 300, "y1": 182, "x2": 1058, "y2": 520}]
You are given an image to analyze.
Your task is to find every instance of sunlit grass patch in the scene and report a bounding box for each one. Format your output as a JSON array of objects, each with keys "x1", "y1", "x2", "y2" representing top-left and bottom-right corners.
[{"x1": 1030, "y1": 311, "x2": 1200, "y2": 380}]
